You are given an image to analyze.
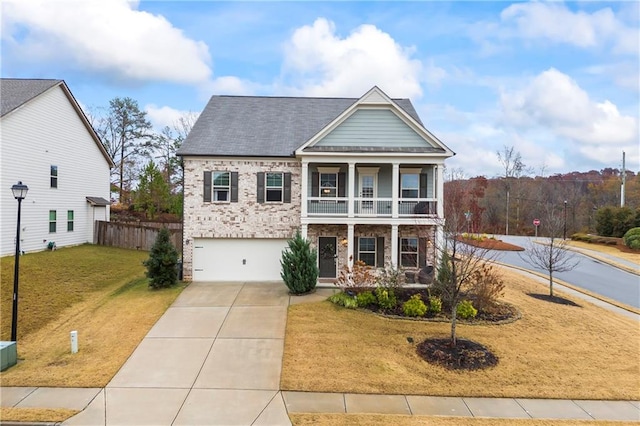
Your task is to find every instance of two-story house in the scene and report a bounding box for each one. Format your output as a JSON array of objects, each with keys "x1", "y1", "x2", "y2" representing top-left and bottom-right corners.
[
  {"x1": 0, "y1": 79, "x2": 113, "y2": 256},
  {"x1": 178, "y1": 87, "x2": 454, "y2": 282}
]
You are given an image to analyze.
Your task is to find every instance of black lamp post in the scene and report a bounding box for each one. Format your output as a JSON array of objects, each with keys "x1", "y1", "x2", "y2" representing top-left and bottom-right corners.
[
  {"x1": 11, "y1": 181, "x2": 28, "y2": 342},
  {"x1": 563, "y1": 200, "x2": 567, "y2": 240}
]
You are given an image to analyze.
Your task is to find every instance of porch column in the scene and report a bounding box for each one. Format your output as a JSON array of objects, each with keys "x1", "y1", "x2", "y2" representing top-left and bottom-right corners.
[
  {"x1": 301, "y1": 224, "x2": 308, "y2": 239},
  {"x1": 435, "y1": 224, "x2": 444, "y2": 266},
  {"x1": 436, "y1": 164, "x2": 444, "y2": 218},
  {"x1": 390, "y1": 224, "x2": 398, "y2": 268},
  {"x1": 348, "y1": 162, "x2": 355, "y2": 218},
  {"x1": 347, "y1": 224, "x2": 354, "y2": 268},
  {"x1": 301, "y1": 160, "x2": 309, "y2": 218},
  {"x1": 392, "y1": 163, "x2": 399, "y2": 218}
]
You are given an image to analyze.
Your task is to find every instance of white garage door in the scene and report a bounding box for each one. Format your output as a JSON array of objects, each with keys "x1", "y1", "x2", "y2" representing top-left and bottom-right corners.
[{"x1": 192, "y1": 238, "x2": 288, "y2": 281}]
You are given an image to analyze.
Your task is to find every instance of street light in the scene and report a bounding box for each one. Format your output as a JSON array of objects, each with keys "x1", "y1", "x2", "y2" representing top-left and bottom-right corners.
[
  {"x1": 11, "y1": 181, "x2": 28, "y2": 342},
  {"x1": 563, "y1": 200, "x2": 567, "y2": 240}
]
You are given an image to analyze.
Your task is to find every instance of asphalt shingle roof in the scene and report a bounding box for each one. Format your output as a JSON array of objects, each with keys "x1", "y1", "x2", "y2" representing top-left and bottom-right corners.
[
  {"x1": 1, "y1": 78, "x2": 62, "y2": 117},
  {"x1": 177, "y1": 95, "x2": 424, "y2": 157}
]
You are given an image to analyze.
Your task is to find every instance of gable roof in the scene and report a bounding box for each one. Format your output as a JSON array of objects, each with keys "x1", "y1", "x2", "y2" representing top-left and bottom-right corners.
[
  {"x1": 0, "y1": 78, "x2": 114, "y2": 167},
  {"x1": 177, "y1": 94, "x2": 424, "y2": 158},
  {"x1": 1, "y1": 78, "x2": 62, "y2": 117}
]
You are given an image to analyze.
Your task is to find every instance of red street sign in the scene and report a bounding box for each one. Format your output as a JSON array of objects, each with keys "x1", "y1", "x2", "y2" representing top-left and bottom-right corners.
[{"x1": 533, "y1": 219, "x2": 541, "y2": 226}]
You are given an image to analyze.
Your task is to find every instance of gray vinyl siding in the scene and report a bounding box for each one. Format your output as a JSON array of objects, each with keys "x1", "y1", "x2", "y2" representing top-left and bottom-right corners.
[{"x1": 316, "y1": 109, "x2": 435, "y2": 148}]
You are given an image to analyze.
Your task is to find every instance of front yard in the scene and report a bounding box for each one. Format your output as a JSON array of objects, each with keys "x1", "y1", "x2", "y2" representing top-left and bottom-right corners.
[{"x1": 281, "y1": 267, "x2": 639, "y2": 400}]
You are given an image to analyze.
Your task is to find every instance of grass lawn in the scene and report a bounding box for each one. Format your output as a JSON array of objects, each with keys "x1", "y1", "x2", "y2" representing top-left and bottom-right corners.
[
  {"x1": 281, "y1": 267, "x2": 639, "y2": 400},
  {"x1": 0, "y1": 245, "x2": 184, "y2": 387},
  {"x1": 290, "y1": 414, "x2": 639, "y2": 426}
]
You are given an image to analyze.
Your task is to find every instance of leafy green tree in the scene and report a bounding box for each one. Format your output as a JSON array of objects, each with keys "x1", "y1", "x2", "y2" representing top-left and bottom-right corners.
[
  {"x1": 143, "y1": 228, "x2": 179, "y2": 289},
  {"x1": 595, "y1": 207, "x2": 614, "y2": 236},
  {"x1": 95, "y1": 97, "x2": 152, "y2": 203},
  {"x1": 280, "y1": 231, "x2": 318, "y2": 295},
  {"x1": 134, "y1": 161, "x2": 170, "y2": 219}
]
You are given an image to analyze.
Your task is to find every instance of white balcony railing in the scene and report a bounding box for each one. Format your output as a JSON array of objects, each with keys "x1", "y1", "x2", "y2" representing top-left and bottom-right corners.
[{"x1": 307, "y1": 197, "x2": 438, "y2": 218}]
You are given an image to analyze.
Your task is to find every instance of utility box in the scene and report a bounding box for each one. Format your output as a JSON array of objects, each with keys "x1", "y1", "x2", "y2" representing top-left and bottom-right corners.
[{"x1": 0, "y1": 341, "x2": 17, "y2": 371}]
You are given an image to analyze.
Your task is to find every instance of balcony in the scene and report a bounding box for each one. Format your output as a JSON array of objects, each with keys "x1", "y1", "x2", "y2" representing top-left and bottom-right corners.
[{"x1": 307, "y1": 197, "x2": 438, "y2": 218}]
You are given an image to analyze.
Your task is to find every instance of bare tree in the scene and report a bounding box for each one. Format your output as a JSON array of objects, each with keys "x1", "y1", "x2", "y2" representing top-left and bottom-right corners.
[
  {"x1": 496, "y1": 146, "x2": 526, "y2": 235},
  {"x1": 438, "y1": 177, "x2": 498, "y2": 346},
  {"x1": 520, "y1": 204, "x2": 579, "y2": 297}
]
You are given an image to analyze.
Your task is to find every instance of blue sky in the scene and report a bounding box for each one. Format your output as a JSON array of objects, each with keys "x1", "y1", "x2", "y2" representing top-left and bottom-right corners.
[{"x1": 2, "y1": 1, "x2": 638, "y2": 177}]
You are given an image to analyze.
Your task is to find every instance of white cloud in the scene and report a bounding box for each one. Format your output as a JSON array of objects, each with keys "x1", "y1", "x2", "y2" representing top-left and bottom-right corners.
[
  {"x1": 282, "y1": 18, "x2": 425, "y2": 98},
  {"x1": 500, "y1": 68, "x2": 639, "y2": 167},
  {"x1": 499, "y1": 2, "x2": 639, "y2": 55},
  {"x1": 2, "y1": 0, "x2": 212, "y2": 84},
  {"x1": 145, "y1": 104, "x2": 197, "y2": 131},
  {"x1": 202, "y1": 76, "x2": 258, "y2": 96}
]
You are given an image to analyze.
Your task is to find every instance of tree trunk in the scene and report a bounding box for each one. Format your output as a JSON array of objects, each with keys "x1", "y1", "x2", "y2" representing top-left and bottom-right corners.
[
  {"x1": 450, "y1": 302, "x2": 458, "y2": 347},
  {"x1": 549, "y1": 271, "x2": 554, "y2": 297},
  {"x1": 119, "y1": 142, "x2": 125, "y2": 203}
]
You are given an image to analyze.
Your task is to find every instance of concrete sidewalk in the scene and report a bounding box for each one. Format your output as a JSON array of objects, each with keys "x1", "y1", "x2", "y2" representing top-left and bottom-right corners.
[{"x1": 1, "y1": 282, "x2": 639, "y2": 424}]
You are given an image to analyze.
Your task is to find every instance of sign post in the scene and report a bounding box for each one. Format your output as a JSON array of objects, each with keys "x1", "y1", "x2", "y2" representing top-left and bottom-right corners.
[{"x1": 533, "y1": 218, "x2": 540, "y2": 238}]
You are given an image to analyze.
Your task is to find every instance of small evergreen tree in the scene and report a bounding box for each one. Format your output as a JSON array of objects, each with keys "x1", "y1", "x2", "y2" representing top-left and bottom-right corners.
[
  {"x1": 144, "y1": 227, "x2": 179, "y2": 289},
  {"x1": 280, "y1": 231, "x2": 318, "y2": 295}
]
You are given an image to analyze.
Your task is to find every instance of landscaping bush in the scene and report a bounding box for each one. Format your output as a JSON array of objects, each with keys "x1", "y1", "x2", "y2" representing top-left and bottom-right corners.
[
  {"x1": 402, "y1": 294, "x2": 427, "y2": 317},
  {"x1": 623, "y1": 227, "x2": 640, "y2": 250},
  {"x1": 468, "y1": 263, "x2": 505, "y2": 311},
  {"x1": 375, "y1": 263, "x2": 405, "y2": 288},
  {"x1": 280, "y1": 231, "x2": 318, "y2": 295},
  {"x1": 328, "y1": 292, "x2": 358, "y2": 309},
  {"x1": 596, "y1": 206, "x2": 636, "y2": 237},
  {"x1": 456, "y1": 300, "x2": 478, "y2": 319},
  {"x1": 356, "y1": 290, "x2": 377, "y2": 308},
  {"x1": 428, "y1": 296, "x2": 442, "y2": 314},
  {"x1": 375, "y1": 286, "x2": 397, "y2": 310},
  {"x1": 143, "y1": 227, "x2": 179, "y2": 289},
  {"x1": 336, "y1": 258, "x2": 375, "y2": 288}
]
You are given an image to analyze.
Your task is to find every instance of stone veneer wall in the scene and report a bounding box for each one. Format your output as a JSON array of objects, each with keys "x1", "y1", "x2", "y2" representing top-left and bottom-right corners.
[
  {"x1": 306, "y1": 224, "x2": 436, "y2": 281},
  {"x1": 182, "y1": 157, "x2": 302, "y2": 281}
]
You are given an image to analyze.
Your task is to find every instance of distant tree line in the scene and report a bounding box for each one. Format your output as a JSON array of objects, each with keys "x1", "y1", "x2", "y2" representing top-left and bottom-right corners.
[
  {"x1": 445, "y1": 146, "x2": 639, "y2": 237},
  {"x1": 87, "y1": 97, "x2": 198, "y2": 220}
]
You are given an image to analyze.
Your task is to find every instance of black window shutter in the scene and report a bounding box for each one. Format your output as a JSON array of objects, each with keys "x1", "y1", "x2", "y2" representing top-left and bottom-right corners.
[
  {"x1": 230, "y1": 172, "x2": 239, "y2": 202},
  {"x1": 338, "y1": 172, "x2": 346, "y2": 197},
  {"x1": 353, "y1": 237, "x2": 359, "y2": 263},
  {"x1": 376, "y1": 237, "x2": 385, "y2": 267},
  {"x1": 203, "y1": 171, "x2": 212, "y2": 202},
  {"x1": 418, "y1": 238, "x2": 428, "y2": 268},
  {"x1": 312, "y1": 172, "x2": 319, "y2": 197},
  {"x1": 397, "y1": 237, "x2": 402, "y2": 266},
  {"x1": 257, "y1": 172, "x2": 265, "y2": 203},
  {"x1": 283, "y1": 173, "x2": 291, "y2": 203},
  {"x1": 420, "y1": 173, "x2": 428, "y2": 198}
]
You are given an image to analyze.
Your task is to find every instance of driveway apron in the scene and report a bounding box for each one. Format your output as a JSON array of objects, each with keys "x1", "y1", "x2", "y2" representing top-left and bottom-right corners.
[{"x1": 64, "y1": 282, "x2": 292, "y2": 426}]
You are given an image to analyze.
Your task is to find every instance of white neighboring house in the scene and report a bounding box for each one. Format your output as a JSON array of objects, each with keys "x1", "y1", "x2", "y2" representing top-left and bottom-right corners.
[
  {"x1": 0, "y1": 79, "x2": 114, "y2": 256},
  {"x1": 178, "y1": 86, "x2": 454, "y2": 282}
]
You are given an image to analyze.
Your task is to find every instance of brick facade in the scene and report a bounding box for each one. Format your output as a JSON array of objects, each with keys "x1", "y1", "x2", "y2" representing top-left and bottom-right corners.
[{"x1": 182, "y1": 157, "x2": 302, "y2": 280}]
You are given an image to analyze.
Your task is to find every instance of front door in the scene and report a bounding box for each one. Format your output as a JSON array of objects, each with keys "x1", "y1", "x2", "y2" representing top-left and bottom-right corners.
[{"x1": 318, "y1": 236, "x2": 337, "y2": 278}]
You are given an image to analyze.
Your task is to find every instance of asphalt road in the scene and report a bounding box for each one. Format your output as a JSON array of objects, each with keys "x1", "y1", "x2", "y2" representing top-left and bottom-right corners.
[{"x1": 490, "y1": 235, "x2": 640, "y2": 309}]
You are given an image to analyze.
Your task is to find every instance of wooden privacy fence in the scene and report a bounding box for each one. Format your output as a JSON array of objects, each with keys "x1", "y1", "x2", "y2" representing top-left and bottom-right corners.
[{"x1": 94, "y1": 221, "x2": 182, "y2": 252}]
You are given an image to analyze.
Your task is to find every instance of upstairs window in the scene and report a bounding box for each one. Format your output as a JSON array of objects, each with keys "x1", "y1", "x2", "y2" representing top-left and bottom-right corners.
[
  {"x1": 49, "y1": 210, "x2": 57, "y2": 233},
  {"x1": 212, "y1": 171, "x2": 230, "y2": 201},
  {"x1": 67, "y1": 210, "x2": 74, "y2": 232},
  {"x1": 203, "y1": 171, "x2": 238, "y2": 203},
  {"x1": 266, "y1": 172, "x2": 283, "y2": 202},
  {"x1": 400, "y1": 173, "x2": 419, "y2": 199},
  {"x1": 50, "y1": 165, "x2": 58, "y2": 188},
  {"x1": 320, "y1": 173, "x2": 337, "y2": 198}
]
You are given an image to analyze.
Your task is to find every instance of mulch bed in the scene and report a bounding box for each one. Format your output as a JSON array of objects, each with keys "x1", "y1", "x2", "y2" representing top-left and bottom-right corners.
[
  {"x1": 417, "y1": 338, "x2": 499, "y2": 370},
  {"x1": 459, "y1": 237, "x2": 525, "y2": 251}
]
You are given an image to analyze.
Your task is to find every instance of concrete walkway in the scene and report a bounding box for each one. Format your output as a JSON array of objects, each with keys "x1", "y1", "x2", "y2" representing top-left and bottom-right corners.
[{"x1": 2, "y1": 281, "x2": 639, "y2": 424}]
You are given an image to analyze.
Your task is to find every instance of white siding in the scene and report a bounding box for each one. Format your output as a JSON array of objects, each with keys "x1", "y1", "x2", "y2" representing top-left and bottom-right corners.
[
  {"x1": 316, "y1": 109, "x2": 435, "y2": 148},
  {"x1": 0, "y1": 85, "x2": 111, "y2": 256}
]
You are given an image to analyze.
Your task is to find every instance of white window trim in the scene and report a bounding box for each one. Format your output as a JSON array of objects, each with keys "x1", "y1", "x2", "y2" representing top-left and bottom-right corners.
[
  {"x1": 265, "y1": 172, "x2": 284, "y2": 203},
  {"x1": 212, "y1": 171, "x2": 231, "y2": 203},
  {"x1": 358, "y1": 236, "x2": 377, "y2": 267},
  {"x1": 317, "y1": 166, "x2": 341, "y2": 174},
  {"x1": 320, "y1": 172, "x2": 338, "y2": 198},
  {"x1": 400, "y1": 237, "x2": 419, "y2": 268}
]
